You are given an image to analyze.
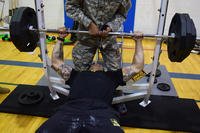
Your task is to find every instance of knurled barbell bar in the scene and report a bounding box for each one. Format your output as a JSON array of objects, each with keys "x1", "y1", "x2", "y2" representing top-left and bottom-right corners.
[
  {"x1": 28, "y1": 26, "x2": 176, "y2": 39},
  {"x1": 0, "y1": 26, "x2": 175, "y2": 38},
  {"x1": 0, "y1": 7, "x2": 199, "y2": 62}
]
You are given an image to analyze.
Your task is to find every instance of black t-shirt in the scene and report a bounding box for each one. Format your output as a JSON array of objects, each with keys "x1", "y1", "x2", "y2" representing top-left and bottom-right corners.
[{"x1": 66, "y1": 69, "x2": 125, "y2": 104}]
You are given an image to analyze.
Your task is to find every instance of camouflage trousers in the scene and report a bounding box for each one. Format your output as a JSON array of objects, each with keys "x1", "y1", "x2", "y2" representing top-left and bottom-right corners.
[{"x1": 72, "y1": 41, "x2": 122, "y2": 71}]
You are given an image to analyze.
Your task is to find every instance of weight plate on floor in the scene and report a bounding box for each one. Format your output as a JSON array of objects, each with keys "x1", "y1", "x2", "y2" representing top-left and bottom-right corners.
[
  {"x1": 157, "y1": 83, "x2": 171, "y2": 91},
  {"x1": 18, "y1": 89, "x2": 44, "y2": 105}
]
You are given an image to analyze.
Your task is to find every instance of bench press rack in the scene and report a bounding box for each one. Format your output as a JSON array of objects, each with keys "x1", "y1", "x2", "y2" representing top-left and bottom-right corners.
[{"x1": 34, "y1": 0, "x2": 169, "y2": 107}]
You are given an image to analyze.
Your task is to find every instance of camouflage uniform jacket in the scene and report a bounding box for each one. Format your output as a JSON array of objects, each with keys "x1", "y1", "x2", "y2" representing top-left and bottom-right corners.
[{"x1": 66, "y1": 0, "x2": 132, "y2": 47}]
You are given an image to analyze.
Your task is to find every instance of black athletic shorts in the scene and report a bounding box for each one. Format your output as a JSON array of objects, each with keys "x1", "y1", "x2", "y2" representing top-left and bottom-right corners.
[{"x1": 36, "y1": 99, "x2": 124, "y2": 133}]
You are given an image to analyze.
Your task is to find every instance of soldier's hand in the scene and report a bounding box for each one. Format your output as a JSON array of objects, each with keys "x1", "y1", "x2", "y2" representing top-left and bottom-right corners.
[
  {"x1": 132, "y1": 31, "x2": 143, "y2": 41},
  {"x1": 58, "y1": 27, "x2": 68, "y2": 39},
  {"x1": 88, "y1": 22, "x2": 100, "y2": 36}
]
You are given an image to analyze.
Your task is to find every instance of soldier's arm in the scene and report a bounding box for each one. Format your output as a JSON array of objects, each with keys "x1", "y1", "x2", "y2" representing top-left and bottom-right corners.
[
  {"x1": 122, "y1": 31, "x2": 144, "y2": 82},
  {"x1": 52, "y1": 28, "x2": 72, "y2": 81},
  {"x1": 66, "y1": 0, "x2": 92, "y2": 28},
  {"x1": 106, "y1": 0, "x2": 132, "y2": 32}
]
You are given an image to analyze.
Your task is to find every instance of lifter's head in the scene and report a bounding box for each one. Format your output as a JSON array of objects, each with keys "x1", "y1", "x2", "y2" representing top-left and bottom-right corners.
[{"x1": 89, "y1": 63, "x2": 103, "y2": 72}]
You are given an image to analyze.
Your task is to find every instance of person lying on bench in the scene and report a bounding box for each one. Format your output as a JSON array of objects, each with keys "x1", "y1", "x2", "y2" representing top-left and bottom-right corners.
[{"x1": 36, "y1": 27, "x2": 144, "y2": 133}]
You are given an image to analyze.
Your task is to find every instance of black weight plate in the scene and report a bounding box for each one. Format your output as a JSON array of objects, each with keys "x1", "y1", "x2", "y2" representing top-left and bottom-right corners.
[
  {"x1": 168, "y1": 14, "x2": 179, "y2": 61},
  {"x1": 176, "y1": 14, "x2": 187, "y2": 62},
  {"x1": 18, "y1": 89, "x2": 44, "y2": 105},
  {"x1": 188, "y1": 17, "x2": 196, "y2": 52},
  {"x1": 178, "y1": 14, "x2": 195, "y2": 62},
  {"x1": 179, "y1": 14, "x2": 192, "y2": 61},
  {"x1": 10, "y1": 7, "x2": 39, "y2": 52},
  {"x1": 157, "y1": 83, "x2": 171, "y2": 91},
  {"x1": 168, "y1": 13, "x2": 187, "y2": 62},
  {"x1": 173, "y1": 14, "x2": 189, "y2": 62}
]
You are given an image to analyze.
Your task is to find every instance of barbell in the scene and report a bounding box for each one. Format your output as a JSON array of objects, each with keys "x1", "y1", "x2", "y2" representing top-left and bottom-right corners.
[{"x1": 0, "y1": 7, "x2": 199, "y2": 62}]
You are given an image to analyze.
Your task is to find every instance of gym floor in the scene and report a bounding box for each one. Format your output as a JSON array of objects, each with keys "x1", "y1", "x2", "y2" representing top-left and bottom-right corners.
[{"x1": 0, "y1": 35, "x2": 199, "y2": 133}]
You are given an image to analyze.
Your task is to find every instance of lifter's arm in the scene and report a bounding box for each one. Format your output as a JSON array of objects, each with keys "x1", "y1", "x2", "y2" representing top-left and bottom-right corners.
[
  {"x1": 51, "y1": 28, "x2": 72, "y2": 81},
  {"x1": 122, "y1": 32, "x2": 144, "y2": 82}
]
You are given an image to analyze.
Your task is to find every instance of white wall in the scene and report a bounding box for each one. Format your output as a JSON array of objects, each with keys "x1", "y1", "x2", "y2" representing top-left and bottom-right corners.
[
  {"x1": 1, "y1": 0, "x2": 65, "y2": 29},
  {"x1": 134, "y1": 0, "x2": 160, "y2": 34},
  {"x1": 134, "y1": 0, "x2": 200, "y2": 36}
]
